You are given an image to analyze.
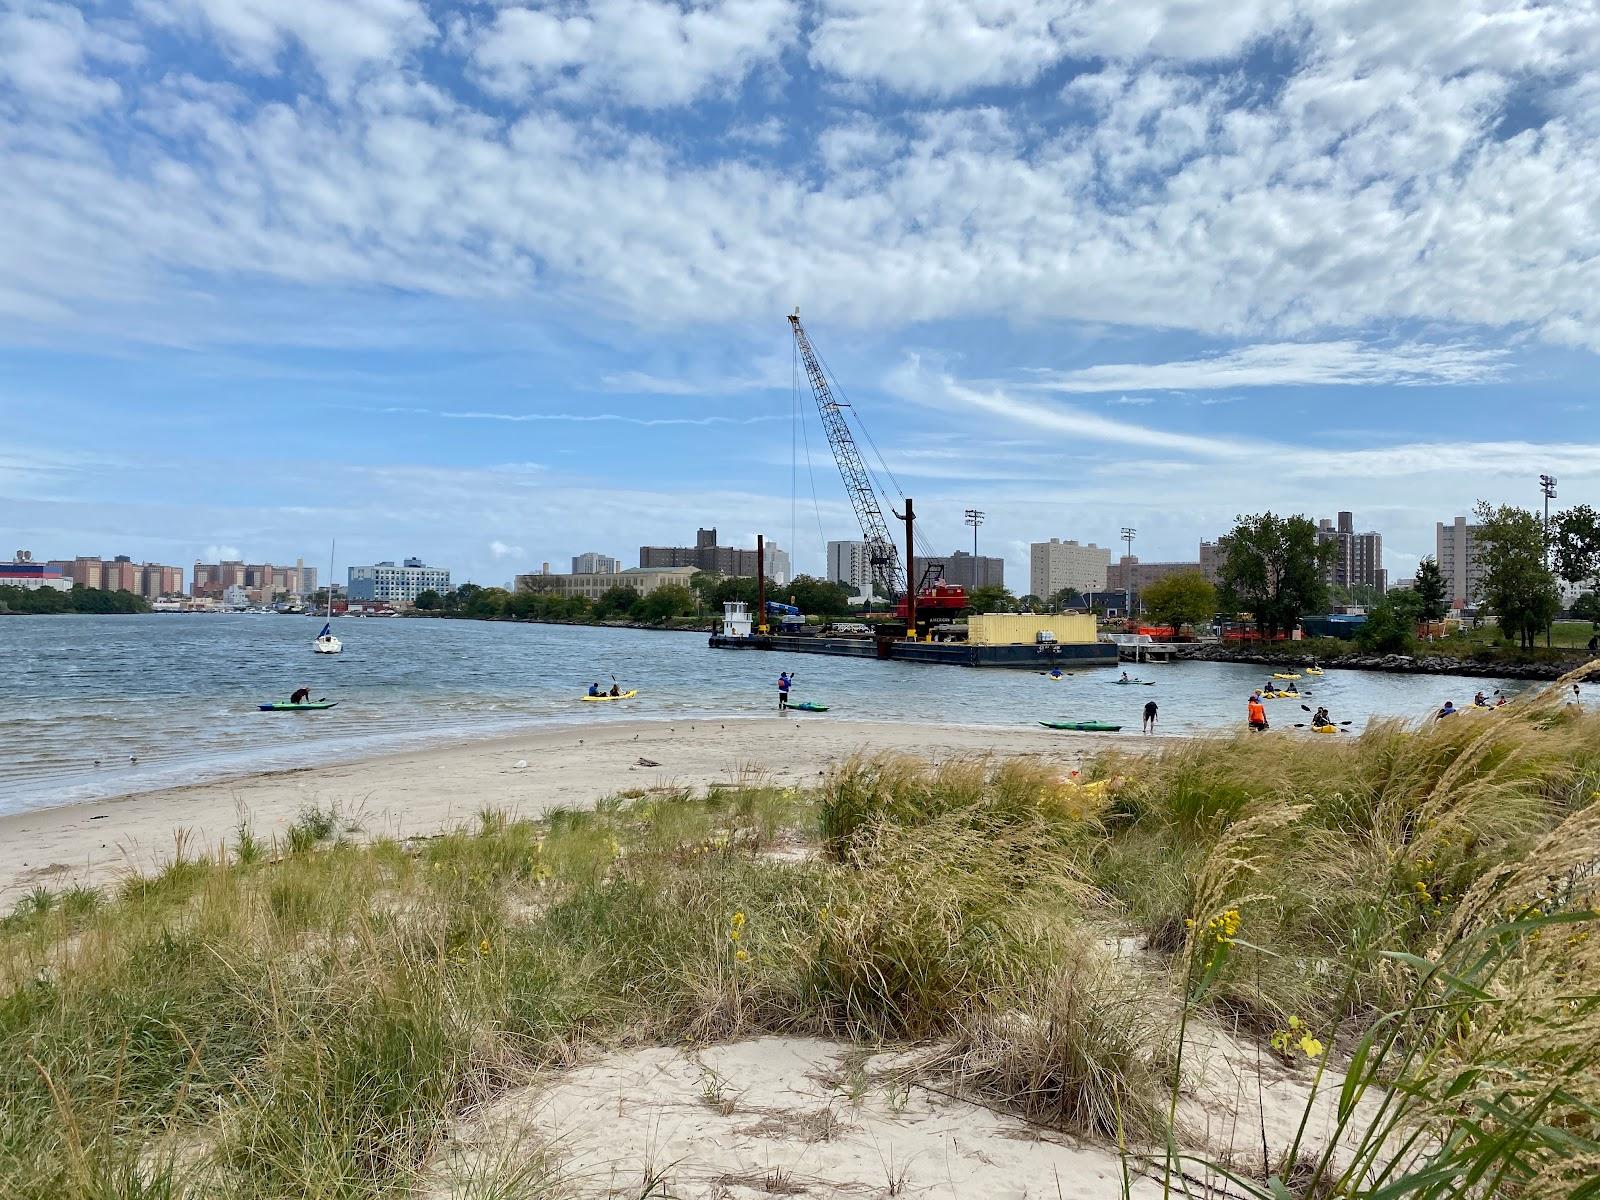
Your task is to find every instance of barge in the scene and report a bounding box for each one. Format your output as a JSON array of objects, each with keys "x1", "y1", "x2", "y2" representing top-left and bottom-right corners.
[{"x1": 709, "y1": 604, "x2": 1118, "y2": 670}]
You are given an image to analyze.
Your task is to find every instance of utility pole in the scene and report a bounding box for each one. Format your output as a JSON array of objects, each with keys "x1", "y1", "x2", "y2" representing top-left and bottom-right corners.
[
  {"x1": 895, "y1": 498, "x2": 917, "y2": 638},
  {"x1": 1541, "y1": 474, "x2": 1557, "y2": 648},
  {"x1": 1121, "y1": 527, "x2": 1137, "y2": 619},
  {"x1": 964, "y1": 508, "x2": 985, "y2": 560}
]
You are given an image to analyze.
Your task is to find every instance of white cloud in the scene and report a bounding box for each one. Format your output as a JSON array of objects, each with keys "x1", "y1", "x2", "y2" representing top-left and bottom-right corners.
[
  {"x1": 488, "y1": 539, "x2": 524, "y2": 559},
  {"x1": 470, "y1": 0, "x2": 795, "y2": 107},
  {"x1": 0, "y1": 2, "x2": 143, "y2": 111},
  {"x1": 203, "y1": 544, "x2": 241, "y2": 560},
  {"x1": 1106, "y1": 395, "x2": 1155, "y2": 406},
  {"x1": 1024, "y1": 342, "x2": 1510, "y2": 393},
  {"x1": 137, "y1": 0, "x2": 435, "y2": 88}
]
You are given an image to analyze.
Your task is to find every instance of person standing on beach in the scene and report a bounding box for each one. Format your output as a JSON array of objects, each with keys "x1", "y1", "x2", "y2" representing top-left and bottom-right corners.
[
  {"x1": 1247, "y1": 692, "x2": 1268, "y2": 732},
  {"x1": 777, "y1": 671, "x2": 792, "y2": 712},
  {"x1": 1142, "y1": 700, "x2": 1157, "y2": 733}
]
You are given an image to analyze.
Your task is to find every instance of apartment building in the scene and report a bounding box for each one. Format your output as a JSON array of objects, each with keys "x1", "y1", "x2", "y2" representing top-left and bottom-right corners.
[
  {"x1": 640, "y1": 527, "x2": 790, "y2": 585},
  {"x1": 348, "y1": 558, "x2": 450, "y2": 605},
  {"x1": 516, "y1": 565, "x2": 698, "y2": 601},
  {"x1": 48, "y1": 554, "x2": 185, "y2": 597},
  {"x1": 1436, "y1": 516, "x2": 1486, "y2": 610},
  {"x1": 1316, "y1": 511, "x2": 1387, "y2": 593},
  {"x1": 915, "y1": 550, "x2": 1004, "y2": 590},
  {"x1": 571, "y1": 552, "x2": 620, "y2": 575},
  {"x1": 1030, "y1": 538, "x2": 1110, "y2": 599},
  {"x1": 192, "y1": 559, "x2": 316, "y2": 602}
]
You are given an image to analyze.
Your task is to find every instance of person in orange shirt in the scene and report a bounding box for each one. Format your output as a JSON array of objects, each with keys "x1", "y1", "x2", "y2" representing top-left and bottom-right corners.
[{"x1": 1247, "y1": 692, "x2": 1269, "y2": 731}]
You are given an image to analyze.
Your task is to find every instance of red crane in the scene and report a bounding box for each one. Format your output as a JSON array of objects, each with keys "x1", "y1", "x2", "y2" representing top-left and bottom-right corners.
[{"x1": 787, "y1": 311, "x2": 966, "y2": 627}]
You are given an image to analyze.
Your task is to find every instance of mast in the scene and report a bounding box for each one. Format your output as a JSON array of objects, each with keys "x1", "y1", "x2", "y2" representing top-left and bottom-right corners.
[
  {"x1": 327, "y1": 540, "x2": 335, "y2": 621},
  {"x1": 788, "y1": 311, "x2": 905, "y2": 598}
]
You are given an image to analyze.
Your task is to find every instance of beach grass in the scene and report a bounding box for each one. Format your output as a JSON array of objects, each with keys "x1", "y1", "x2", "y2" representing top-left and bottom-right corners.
[{"x1": 1, "y1": 670, "x2": 1597, "y2": 1198}]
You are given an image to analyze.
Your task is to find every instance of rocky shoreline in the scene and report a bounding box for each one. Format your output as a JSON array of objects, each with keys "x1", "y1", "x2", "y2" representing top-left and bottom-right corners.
[{"x1": 1177, "y1": 643, "x2": 1587, "y2": 681}]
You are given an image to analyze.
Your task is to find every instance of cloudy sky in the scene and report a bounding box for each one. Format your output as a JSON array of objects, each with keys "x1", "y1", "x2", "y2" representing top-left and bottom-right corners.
[{"x1": 3, "y1": 0, "x2": 1598, "y2": 589}]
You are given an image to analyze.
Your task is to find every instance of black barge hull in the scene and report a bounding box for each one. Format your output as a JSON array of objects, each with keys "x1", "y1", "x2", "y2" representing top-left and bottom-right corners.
[{"x1": 708, "y1": 634, "x2": 1118, "y2": 669}]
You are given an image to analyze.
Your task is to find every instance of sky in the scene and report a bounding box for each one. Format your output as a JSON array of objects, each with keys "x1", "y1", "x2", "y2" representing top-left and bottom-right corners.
[{"x1": 3, "y1": 0, "x2": 1599, "y2": 592}]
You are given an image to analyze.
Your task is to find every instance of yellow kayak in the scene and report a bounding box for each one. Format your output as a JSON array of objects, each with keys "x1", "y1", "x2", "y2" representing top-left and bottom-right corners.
[
  {"x1": 1263, "y1": 691, "x2": 1301, "y2": 700},
  {"x1": 1273, "y1": 672, "x2": 1300, "y2": 680},
  {"x1": 581, "y1": 690, "x2": 637, "y2": 702},
  {"x1": 1312, "y1": 724, "x2": 1338, "y2": 734},
  {"x1": 1304, "y1": 667, "x2": 1325, "y2": 676}
]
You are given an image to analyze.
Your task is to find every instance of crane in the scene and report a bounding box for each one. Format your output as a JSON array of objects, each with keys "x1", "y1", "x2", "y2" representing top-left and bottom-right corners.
[
  {"x1": 788, "y1": 310, "x2": 904, "y2": 599},
  {"x1": 788, "y1": 310, "x2": 967, "y2": 625}
]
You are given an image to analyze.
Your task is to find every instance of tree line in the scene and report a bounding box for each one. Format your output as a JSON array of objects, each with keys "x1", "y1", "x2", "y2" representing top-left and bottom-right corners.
[
  {"x1": 0, "y1": 586, "x2": 150, "y2": 615},
  {"x1": 411, "y1": 573, "x2": 856, "y2": 625}
]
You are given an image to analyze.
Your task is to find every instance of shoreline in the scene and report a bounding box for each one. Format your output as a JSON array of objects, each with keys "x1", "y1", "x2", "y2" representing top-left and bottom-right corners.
[
  {"x1": 1180, "y1": 644, "x2": 1594, "y2": 681},
  {"x1": 0, "y1": 717, "x2": 1126, "y2": 900}
]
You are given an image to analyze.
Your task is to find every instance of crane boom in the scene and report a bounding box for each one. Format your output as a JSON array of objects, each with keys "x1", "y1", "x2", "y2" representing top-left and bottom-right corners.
[{"x1": 788, "y1": 311, "x2": 905, "y2": 597}]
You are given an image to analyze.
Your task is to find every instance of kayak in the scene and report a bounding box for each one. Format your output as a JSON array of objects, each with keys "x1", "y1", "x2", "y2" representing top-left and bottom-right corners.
[
  {"x1": 789, "y1": 701, "x2": 829, "y2": 712},
  {"x1": 1303, "y1": 667, "x2": 1325, "y2": 676},
  {"x1": 1039, "y1": 720, "x2": 1123, "y2": 732},
  {"x1": 1038, "y1": 672, "x2": 1066, "y2": 679},
  {"x1": 1113, "y1": 680, "x2": 1156, "y2": 686},
  {"x1": 1263, "y1": 691, "x2": 1301, "y2": 700},
  {"x1": 1273, "y1": 672, "x2": 1301, "y2": 680},
  {"x1": 258, "y1": 701, "x2": 338, "y2": 711},
  {"x1": 1312, "y1": 724, "x2": 1339, "y2": 734},
  {"x1": 581, "y1": 690, "x2": 638, "y2": 702}
]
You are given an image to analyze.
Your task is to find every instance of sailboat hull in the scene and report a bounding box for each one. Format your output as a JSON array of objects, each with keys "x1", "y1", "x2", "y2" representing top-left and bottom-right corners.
[{"x1": 314, "y1": 636, "x2": 343, "y2": 654}]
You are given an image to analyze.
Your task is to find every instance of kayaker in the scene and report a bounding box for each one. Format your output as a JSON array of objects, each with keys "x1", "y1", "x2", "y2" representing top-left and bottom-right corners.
[
  {"x1": 1142, "y1": 700, "x2": 1157, "y2": 734},
  {"x1": 777, "y1": 671, "x2": 792, "y2": 711},
  {"x1": 1473, "y1": 691, "x2": 1489, "y2": 708},
  {"x1": 1437, "y1": 700, "x2": 1457, "y2": 720},
  {"x1": 1120, "y1": 671, "x2": 1130, "y2": 683},
  {"x1": 587, "y1": 682, "x2": 602, "y2": 697},
  {"x1": 1312, "y1": 706, "x2": 1331, "y2": 727},
  {"x1": 290, "y1": 686, "x2": 311, "y2": 705},
  {"x1": 609, "y1": 682, "x2": 621, "y2": 697},
  {"x1": 1048, "y1": 667, "x2": 1065, "y2": 678},
  {"x1": 1247, "y1": 692, "x2": 1268, "y2": 732}
]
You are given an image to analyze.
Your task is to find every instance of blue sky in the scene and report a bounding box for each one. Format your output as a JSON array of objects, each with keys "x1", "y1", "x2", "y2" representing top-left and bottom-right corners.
[{"x1": 3, "y1": 0, "x2": 1598, "y2": 590}]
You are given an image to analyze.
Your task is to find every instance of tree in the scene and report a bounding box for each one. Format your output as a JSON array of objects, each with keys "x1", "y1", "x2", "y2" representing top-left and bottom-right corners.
[
  {"x1": 1357, "y1": 594, "x2": 1420, "y2": 654},
  {"x1": 1218, "y1": 513, "x2": 1336, "y2": 638},
  {"x1": 965, "y1": 585, "x2": 1016, "y2": 614},
  {"x1": 1473, "y1": 501, "x2": 1561, "y2": 650},
  {"x1": 1551, "y1": 504, "x2": 1600, "y2": 595},
  {"x1": 783, "y1": 575, "x2": 852, "y2": 616},
  {"x1": 635, "y1": 584, "x2": 696, "y2": 623},
  {"x1": 595, "y1": 585, "x2": 642, "y2": 619},
  {"x1": 1412, "y1": 557, "x2": 1448, "y2": 622},
  {"x1": 1017, "y1": 594, "x2": 1044, "y2": 612},
  {"x1": 1572, "y1": 592, "x2": 1600, "y2": 625},
  {"x1": 413, "y1": 589, "x2": 441, "y2": 611},
  {"x1": 1140, "y1": 572, "x2": 1217, "y2": 634}
]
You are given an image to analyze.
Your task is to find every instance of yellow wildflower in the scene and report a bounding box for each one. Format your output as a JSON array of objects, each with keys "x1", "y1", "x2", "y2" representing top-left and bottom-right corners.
[
  {"x1": 1298, "y1": 1034, "x2": 1324, "y2": 1059},
  {"x1": 732, "y1": 911, "x2": 746, "y2": 928},
  {"x1": 735, "y1": 948, "x2": 749, "y2": 962},
  {"x1": 478, "y1": 938, "x2": 491, "y2": 956}
]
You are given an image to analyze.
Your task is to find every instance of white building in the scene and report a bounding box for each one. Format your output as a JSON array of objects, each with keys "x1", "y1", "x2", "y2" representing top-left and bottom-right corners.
[
  {"x1": 571, "y1": 552, "x2": 620, "y2": 575},
  {"x1": 348, "y1": 557, "x2": 451, "y2": 605},
  {"x1": 1029, "y1": 538, "x2": 1111, "y2": 600},
  {"x1": 1, "y1": 552, "x2": 70, "y2": 591},
  {"x1": 1435, "y1": 517, "x2": 1485, "y2": 610},
  {"x1": 827, "y1": 539, "x2": 890, "y2": 600}
]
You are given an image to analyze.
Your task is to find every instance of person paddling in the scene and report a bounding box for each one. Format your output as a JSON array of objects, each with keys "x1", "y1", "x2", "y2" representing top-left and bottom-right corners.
[
  {"x1": 290, "y1": 685, "x2": 311, "y2": 705},
  {"x1": 1247, "y1": 691, "x2": 1269, "y2": 732},
  {"x1": 587, "y1": 682, "x2": 602, "y2": 697},
  {"x1": 777, "y1": 671, "x2": 793, "y2": 712},
  {"x1": 609, "y1": 682, "x2": 621, "y2": 697}
]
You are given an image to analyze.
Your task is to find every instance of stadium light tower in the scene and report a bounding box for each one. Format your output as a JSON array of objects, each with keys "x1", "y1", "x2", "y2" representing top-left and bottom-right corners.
[
  {"x1": 1121, "y1": 527, "x2": 1137, "y2": 617},
  {"x1": 964, "y1": 508, "x2": 985, "y2": 559}
]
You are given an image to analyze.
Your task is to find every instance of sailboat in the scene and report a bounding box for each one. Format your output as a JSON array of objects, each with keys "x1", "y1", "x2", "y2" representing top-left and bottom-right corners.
[{"x1": 313, "y1": 541, "x2": 342, "y2": 654}]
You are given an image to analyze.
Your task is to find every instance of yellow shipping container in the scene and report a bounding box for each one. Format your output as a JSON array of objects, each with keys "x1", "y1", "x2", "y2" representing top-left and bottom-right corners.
[{"x1": 967, "y1": 612, "x2": 1098, "y2": 646}]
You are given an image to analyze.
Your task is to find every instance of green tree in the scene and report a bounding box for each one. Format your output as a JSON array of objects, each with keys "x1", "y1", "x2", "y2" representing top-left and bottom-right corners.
[
  {"x1": 1140, "y1": 572, "x2": 1217, "y2": 634},
  {"x1": 1357, "y1": 595, "x2": 1419, "y2": 654},
  {"x1": 1551, "y1": 504, "x2": 1600, "y2": 595},
  {"x1": 1473, "y1": 500, "x2": 1561, "y2": 650},
  {"x1": 782, "y1": 575, "x2": 852, "y2": 616},
  {"x1": 413, "y1": 588, "x2": 441, "y2": 611},
  {"x1": 965, "y1": 585, "x2": 1016, "y2": 614},
  {"x1": 595, "y1": 585, "x2": 642, "y2": 619},
  {"x1": 1218, "y1": 513, "x2": 1336, "y2": 638},
  {"x1": 1017, "y1": 593, "x2": 1045, "y2": 611},
  {"x1": 1571, "y1": 592, "x2": 1600, "y2": 625},
  {"x1": 635, "y1": 584, "x2": 696, "y2": 623},
  {"x1": 1412, "y1": 557, "x2": 1448, "y2": 622}
]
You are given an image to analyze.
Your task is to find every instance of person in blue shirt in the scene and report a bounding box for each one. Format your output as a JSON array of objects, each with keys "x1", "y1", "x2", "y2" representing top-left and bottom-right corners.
[
  {"x1": 587, "y1": 682, "x2": 602, "y2": 697},
  {"x1": 1437, "y1": 700, "x2": 1457, "y2": 719},
  {"x1": 777, "y1": 671, "x2": 792, "y2": 711}
]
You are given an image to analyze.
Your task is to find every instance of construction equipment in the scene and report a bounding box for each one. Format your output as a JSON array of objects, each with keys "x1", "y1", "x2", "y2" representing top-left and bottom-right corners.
[{"x1": 788, "y1": 311, "x2": 967, "y2": 629}]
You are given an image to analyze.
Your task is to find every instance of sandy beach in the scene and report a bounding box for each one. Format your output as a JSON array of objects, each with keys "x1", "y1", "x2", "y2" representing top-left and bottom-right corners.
[{"x1": 0, "y1": 717, "x2": 1124, "y2": 900}]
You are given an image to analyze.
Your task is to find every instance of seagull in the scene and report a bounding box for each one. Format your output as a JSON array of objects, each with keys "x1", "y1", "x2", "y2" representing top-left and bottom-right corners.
[{"x1": 129, "y1": 754, "x2": 138, "y2": 764}]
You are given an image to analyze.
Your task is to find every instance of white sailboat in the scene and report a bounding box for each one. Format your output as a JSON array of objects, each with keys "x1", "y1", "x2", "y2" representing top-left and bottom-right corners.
[{"x1": 313, "y1": 541, "x2": 342, "y2": 654}]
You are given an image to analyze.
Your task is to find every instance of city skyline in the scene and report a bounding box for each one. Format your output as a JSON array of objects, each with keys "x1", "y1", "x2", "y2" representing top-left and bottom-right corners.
[{"x1": 3, "y1": 3, "x2": 1599, "y2": 590}]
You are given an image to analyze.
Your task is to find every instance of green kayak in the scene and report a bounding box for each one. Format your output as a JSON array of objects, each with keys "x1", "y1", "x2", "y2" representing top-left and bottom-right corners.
[
  {"x1": 789, "y1": 701, "x2": 829, "y2": 712},
  {"x1": 259, "y1": 701, "x2": 338, "y2": 711},
  {"x1": 1039, "y1": 720, "x2": 1122, "y2": 732}
]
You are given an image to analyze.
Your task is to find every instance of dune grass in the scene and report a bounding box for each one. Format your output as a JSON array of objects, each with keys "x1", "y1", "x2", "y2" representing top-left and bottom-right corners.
[{"x1": 1, "y1": 670, "x2": 1597, "y2": 1197}]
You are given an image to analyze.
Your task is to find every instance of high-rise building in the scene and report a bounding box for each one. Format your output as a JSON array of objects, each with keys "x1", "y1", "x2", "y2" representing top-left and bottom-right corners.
[
  {"x1": 191, "y1": 560, "x2": 315, "y2": 602},
  {"x1": 915, "y1": 551, "x2": 1004, "y2": 591},
  {"x1": 1029, "y1": 539, "x2": 1110, "y2": 600},
  {"x1": 640, "y1": 527, "x2": 790, "y2": 585},
  {"x1": 1316, "y1": 512, "x2": 1387, "y2": 593},
  {"x1": 571, "y1": 552, "x2": 620, "y2": 575},
  {"x1": 348, "y1": 559, "x2": 451, "y2": 605},
  {"x1": 826, "y1": 540, "x2": 878, "y2": 597},
  {"x1": 47, "y1": 555, "x2": 185, "y2": 597},
  {"x1": 1436, "y1": 516, "x2": 1486, "y2": 610}
]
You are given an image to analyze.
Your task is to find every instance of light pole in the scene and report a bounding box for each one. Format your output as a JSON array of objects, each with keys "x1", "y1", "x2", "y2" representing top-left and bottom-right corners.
[
  {"x1": 964, "y1": 508, "x2": 985, "y2": 560},
  {"x1": 1540, "y1": 474, "x2": 1557, "y2": 648},
  {"x1": 1120, "y1": 527, "x2": 1137, "y2": 618}
]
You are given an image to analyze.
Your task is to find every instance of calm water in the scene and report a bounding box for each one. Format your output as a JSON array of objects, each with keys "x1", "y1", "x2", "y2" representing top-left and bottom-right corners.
[{"x1": 1, "y1": 614, "x2": 1545, "y2": 815}]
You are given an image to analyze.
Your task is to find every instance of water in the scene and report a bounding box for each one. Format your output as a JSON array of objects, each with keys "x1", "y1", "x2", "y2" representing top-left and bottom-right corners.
[{"x1": 2, "y1": 614, "x2": 1542, "y2": 815}]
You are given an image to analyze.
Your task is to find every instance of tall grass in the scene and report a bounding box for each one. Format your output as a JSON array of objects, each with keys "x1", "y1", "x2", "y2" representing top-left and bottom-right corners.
[{"x1": 1, "y1": 667, "x2": 1595, "y2": 1197}]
